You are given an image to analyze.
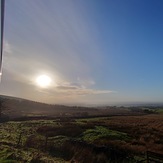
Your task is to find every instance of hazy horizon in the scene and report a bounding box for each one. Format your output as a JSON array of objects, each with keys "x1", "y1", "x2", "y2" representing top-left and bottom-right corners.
[
  {"x1": 0, "y1": 0, "x2": 163, "y2": 105},
  {"x1": 1, "y1": 94, "x2": 163, "y2": 108}
]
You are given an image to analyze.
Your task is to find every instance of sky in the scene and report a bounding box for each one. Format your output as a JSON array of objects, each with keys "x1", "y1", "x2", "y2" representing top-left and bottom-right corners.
[{"x1": 0, "y1": 0, "x2": 163, "y2": 105}]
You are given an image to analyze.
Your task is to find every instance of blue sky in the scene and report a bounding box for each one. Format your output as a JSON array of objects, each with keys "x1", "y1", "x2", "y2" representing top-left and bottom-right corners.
[{"x1": 0, "y1": 0, "x2": 163, "y2": 105}]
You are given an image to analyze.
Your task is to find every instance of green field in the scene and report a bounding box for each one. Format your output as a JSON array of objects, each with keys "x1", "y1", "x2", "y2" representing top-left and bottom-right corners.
[{"x1": 0, "y1": 114, "x2": 163, "y2": 162}]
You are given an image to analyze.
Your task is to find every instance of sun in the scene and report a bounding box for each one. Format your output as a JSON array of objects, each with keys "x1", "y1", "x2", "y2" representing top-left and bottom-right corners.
[{"x1": 36, "y1": 75, "x2": 51, "y2": 88}]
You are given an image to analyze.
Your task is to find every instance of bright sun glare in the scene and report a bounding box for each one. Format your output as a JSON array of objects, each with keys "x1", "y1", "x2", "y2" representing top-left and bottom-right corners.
[{"x1": 36, "y1": 75, "x2": 51, "y2": 88}]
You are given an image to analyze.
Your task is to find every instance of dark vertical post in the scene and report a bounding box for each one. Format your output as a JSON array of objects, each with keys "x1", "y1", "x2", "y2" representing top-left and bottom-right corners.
[
  {"x1": 146, "y1": 151, "x2": 149, "y2": 163},
  {"x1": 45, "y1": 134, "x2": 48, "y2": 150},
  {"x1": 0, "y1": 0, "x2": 5, "y2": 78},
  {"x1": 17, "y1": 132, "x2": 22, "y2": 147}
]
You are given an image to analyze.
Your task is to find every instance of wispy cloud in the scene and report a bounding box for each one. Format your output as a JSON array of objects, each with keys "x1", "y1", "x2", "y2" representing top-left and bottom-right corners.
[
  {"x1": 55, "y1": 88, "x2": 115, "y2": 96},
  {"x1": 1, "y1": 0, "x2": 115, "y2": 104},
  {"x1": 38, "y1": 81, "x2": 116, "y2": 97},
  {"x1": 4, "y1": 0, "x2": 101, "y2": 81}
]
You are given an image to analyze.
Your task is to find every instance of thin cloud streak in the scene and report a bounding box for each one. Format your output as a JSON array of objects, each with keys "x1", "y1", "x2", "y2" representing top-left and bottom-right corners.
[
  {"x1": 5, "y1": 0, "x2": 101, "y2": 81},
  {"x1": 38, "y1": 81, "x2": 116, "y2": 97},
  {"x1": 2, "y1": 40, "x2": 115, "y2": 103},
  {"x1": 1, "y1": 0, "x2": 116, "y2": 104}
]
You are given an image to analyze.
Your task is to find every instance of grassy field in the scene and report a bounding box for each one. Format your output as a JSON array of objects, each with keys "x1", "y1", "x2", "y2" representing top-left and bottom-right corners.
[
  {"x1": 156, "y1": 108, "x2": 163, "y2": 113},
  {"x1": 0, "y1": 113, "x2": 163, "y2": 162},
  {"x1": 81, "y1": 126, "x2": 131, "y2": 143}
]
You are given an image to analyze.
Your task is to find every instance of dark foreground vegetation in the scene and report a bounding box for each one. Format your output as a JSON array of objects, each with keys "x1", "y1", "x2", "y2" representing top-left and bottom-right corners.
[
  {"x1": 0, "y1": 95, "x2": 163, "y2": 162},
  {"x1": 0, "y1": 113, "x2": 163, "y2": 162}
]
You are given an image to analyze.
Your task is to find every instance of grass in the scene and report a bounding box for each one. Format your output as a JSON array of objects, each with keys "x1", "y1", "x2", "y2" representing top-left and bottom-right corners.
[
  {"x1": 0, "y1": 113, "x2": 162, "y2": 161},
  {"x1": 156, "y1": 108, "x2": 163, "y2": 114},
  {"x1": 0, "y1": 148, "x2": 20, "y2": 163},
  {"x1": 76, "y1": 117, "x2": 108, "y2": 123},
  {"x1": 81, "y1": 126, "x2": 131, "y2": 143},
  {"x1": 0, "y1": 159, "x2": 17, "y2": 163},
  {"x1": 0, "y1": 149, "x2": 10, "y2": 159}
]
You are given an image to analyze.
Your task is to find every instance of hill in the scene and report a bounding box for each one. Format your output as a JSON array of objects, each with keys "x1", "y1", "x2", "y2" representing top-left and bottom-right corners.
[{"x1": 0, "y1": 95, "x2": 139, "y2": 120}]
